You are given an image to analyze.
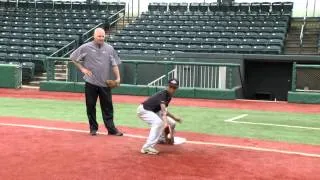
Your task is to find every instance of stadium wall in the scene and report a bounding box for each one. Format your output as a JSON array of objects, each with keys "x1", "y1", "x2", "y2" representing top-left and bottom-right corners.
[{"x1": 0, "y1": 64, "x2": 22, "y2": 88}]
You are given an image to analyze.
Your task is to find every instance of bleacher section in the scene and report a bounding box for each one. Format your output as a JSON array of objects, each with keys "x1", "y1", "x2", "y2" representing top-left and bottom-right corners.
[
  {"x1": 109, "y1": 2, "x2": 293, "y2": 56},
  {"x1": 0, "y1": 0, "x2": 125, "y2": 84}
]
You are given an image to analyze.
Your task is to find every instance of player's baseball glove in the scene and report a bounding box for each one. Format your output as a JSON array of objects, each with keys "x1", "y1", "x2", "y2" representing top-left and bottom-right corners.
[
  {"x1": 164, "y1": 126, "x2": 174, "y2": 145},
  {"x1": 106, "y1": 80, "x2": 120, "y2": 89}
]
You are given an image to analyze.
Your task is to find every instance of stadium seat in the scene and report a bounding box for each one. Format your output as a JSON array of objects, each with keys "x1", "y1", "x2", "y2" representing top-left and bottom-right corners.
[
  {"x1": 272, "y1": 2, "x2": 282, "y2": 13},
  {"x1": 239, "y1": 2, "x2": 250, "y2": 13},
  {"x1": 20, "y1": 53, "x2": 34, "y2": 62},
  {"x1": 265, "y1": 45, "x2": 282, "y2": 54},
  {"x1": 158, "y1": 3, "x2": 167, "y2": 12},
  {"x1": 189, "y1": 3, "x2": 199, "y2": 12},
  {"x1": 261, "y1": 2, "x2": 271, "y2": 13},
  {"x1": 209, "y1": 2, "x2": 219, "y2": 12},
  {"x1": 282, "y1": 2, "x2": 293, "y2": 14},
  {"x1": 238, "y1": 45, "x2": 252, "y2": 54}
]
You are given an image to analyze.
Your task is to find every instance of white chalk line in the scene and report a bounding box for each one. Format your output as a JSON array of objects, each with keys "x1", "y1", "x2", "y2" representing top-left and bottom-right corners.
[
  {"x1": 225, "y1": 114, "x2": 320, "y2": 130},
  {"x1": 1, "y1": 122, "x2": 320, "y2": 158}
]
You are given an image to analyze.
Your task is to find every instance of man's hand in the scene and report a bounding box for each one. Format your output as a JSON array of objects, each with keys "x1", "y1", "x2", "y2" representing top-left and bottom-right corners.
[
  {"x1": 80, "y1": 67, "x2": 92, "y2": 77},
  {"x1": 115, "y1": 79, "x2": 121, "y2": 86},
  {"x1": 174, "y1": 117, "x2": 183, "y2": 123}
]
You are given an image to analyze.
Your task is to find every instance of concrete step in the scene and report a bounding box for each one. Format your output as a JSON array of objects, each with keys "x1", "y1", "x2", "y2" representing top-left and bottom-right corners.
[
  {"x1": 28, "y1": 81, "x2": 41, "y2": 86},
  {"x1": 55, "y1": 69, "x2": 66, "y2": 73},
  {"x1": 284, "y1": 48, "x2": 301, "y2": 54},
  {"x1": 22, "y1": 85, "x2": 40, "y2": 89},
  {"x1": 55, "y1": 65, "x2": 67, "y2": 68}
]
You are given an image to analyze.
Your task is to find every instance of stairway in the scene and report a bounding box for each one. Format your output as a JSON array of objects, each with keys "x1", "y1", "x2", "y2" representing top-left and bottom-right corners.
[
  {"x1": 27, "y1": 62, "x2": 68, "y2": 86},
  {"x1": 284, "y1": 17, "x2": 320, "y2": 55},
  {"x1": 301, "y1": 17, "x2": 320, "y2": 55},
  {"x1": 283, "y1": 18, "x2": 303, "y2": 54}
]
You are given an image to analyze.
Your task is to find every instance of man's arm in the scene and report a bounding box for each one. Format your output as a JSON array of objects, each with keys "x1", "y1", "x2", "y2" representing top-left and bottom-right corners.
[
  {"x1": 112, "y1": 65, "x2": 121, "y2": 84},
  {"x1": 72, "y1": 60, "x2": 92, "y2": 77},
  {"x1": 160, "y1": 103, "x2": 168, "y2": 127},
  {"x1": 167, "y1": 111, "x2": 182, "y2": 123}
]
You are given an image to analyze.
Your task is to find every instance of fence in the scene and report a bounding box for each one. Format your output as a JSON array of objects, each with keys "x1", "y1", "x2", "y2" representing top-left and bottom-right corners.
[
  {"x1": 45, "y1": 57, "x2": 242, "y2": 90},
  {"x1": 291, "y1": 62, "x2": 320, "y2": 92}
]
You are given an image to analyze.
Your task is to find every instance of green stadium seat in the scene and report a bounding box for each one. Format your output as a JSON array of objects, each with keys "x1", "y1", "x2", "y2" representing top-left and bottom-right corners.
[
  {"x1": 158, "y1": 3, "x2": 167, "y2": 11},
  {"x1": 187, "y1": 44, "x2": 201, "y2": 52},
  {"x1": 209, "y1": 2, "x2": 219, "y2": 12},
  {"x1": 137, "y1": 43, "x2": 149, "y2": 50},
  {"x1": 204, "y1": 38, "x2": 216, "y2": 45},
  {"x1": 117, "y1": 49, "x2": 129, "y2": 55},
  {"x1": 33, "y1": 46, "x2": 46, "y2": 54},
  {"x1": 161, "y1": 43, "x2": 175, "y2": 51},
  {"x1": 129, "y1": 50, "x2": 143, "y2": 55},
  {"x1": 230, "y1": 2, "x2": 240, "y2": 12},
  {"x1": 239, "y1": 2, "x2": 250, "y2": 13},
  {"x1": 229, "y1": 38, "x2": 242, "y2": 45},
  {"x1": 283, "y1": 2, "x2": 293, "y2": 14},
  {"x1": 33, "y1": 54, "x2": 46, "y2": 72},
  {"x1": 196, "y1": 32, "x2": 208, "y2": 38},
  {"x1": 208, "y1": 32, "x2": 220, "y2": 38},
  {"x1": 189, "y1": 3, "x2": 199, "y2": 12},
  {"x1": 156, "y1": 50, "x2": 170, "y2": 56},
  {"x1": 169, "y1": 3, "x2": 179, "y2": 12},
  {"x1": 9, "y1": 39, "x2": 23, "y2": 46},
  {"x1": 238, "y1": 45, "x2": 252, "y2": 54},
  {"x1": 261, "y1": 2, "x2": 271, "y2": 13},
  {"x1": 252, "y1": 45, "x2": 265, "y2": 54},
  {"x1": 212, "y1": 45, "x2": 225, "y2": 53},
  {"x1": 272, "y1": 2, "x2": 282, "y2": 13},
  {"x1": 269, "y1": 39, "x2": 284, "y2": 46},
  {"x1": 8, "y1": 46, "x2": 21, "y2": 53},
  {"x1": 0, "y1": 38, "x2": 9, "y2": 45},
  {"x1": 0, "y1": 53, "x2": 7, "y2": 61},
  {"x1": 22, "y1": 46, "x2": 33, "y2": 54},
  {"x1": 21, "y1": 53, "x2": 34, "y2": 62},
  {"x1": 45, "y1": 47, "x2": 58, "y2": 55},
  {"x1": 7, "y1": 53, "x2": 21, "y2": 61},
  {"x1": 265, "y1": 45, "x2": 282, "y2": 54}
]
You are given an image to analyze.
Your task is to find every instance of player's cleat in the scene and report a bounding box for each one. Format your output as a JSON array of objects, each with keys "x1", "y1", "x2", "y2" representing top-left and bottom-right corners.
[
  {"x1": 108, "y1": 131, "x2": 123, "y2": 136},
  {"x1": 90, "y1": 130, "x2": 97, "y2": 136},
  {"x1": 140, "y1": 147, "x2": 159, "y2": 155}
]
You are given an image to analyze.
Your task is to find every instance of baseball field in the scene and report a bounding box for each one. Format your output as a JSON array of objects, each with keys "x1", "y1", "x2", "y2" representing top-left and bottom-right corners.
[{"x1": 0, "y1": 88, "x2": 319, "y2": 180}]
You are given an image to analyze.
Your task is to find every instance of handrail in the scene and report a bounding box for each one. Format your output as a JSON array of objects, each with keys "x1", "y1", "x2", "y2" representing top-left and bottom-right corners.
[
  {"x1": 49, "y1": 40, "x2": 77, "y2": 57},
  {"x1": 108, "y1": 8, "x2": 125, "y2": 22},
  {"x1": 299, "y1": 24, "x2": 305, "y2": 47},
  {"x1": 147, "y1": 69, "x2": 176, "y2": 86},
  {"x1": 80, "y1": 23, "x2": 104, "y2": 43}
]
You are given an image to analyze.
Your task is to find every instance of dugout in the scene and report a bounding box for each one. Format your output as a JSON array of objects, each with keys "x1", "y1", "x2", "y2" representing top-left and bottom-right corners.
[{"x1": 174, "y1": 53, "x2": 320, "y2": 101}]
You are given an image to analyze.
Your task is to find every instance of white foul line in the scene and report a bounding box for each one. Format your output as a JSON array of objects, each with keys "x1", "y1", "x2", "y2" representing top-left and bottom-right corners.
[
  {"x1": 224, "y1": 114, "x2": 249, "y2": 122},
  {"x1": 0, "y1": 122, "x2": 320, "y2": 158},
  {"x1": 225, "y1": 114, "x2": 320, "y2": 130}
]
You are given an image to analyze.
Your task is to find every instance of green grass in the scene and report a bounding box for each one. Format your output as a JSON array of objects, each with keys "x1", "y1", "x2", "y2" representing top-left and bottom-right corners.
[{"x1": 1, "y1": 97, "x2": 320, "y2": 145}]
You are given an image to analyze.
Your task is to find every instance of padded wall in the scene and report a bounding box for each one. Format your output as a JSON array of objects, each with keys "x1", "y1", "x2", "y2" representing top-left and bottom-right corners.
[
  {"x1": 0, "y1": 64, "x2": 22, "y2": 88},
  {"x1": 40, "y1": 81, "x2": 239, "y2": 100},
  {"x1": 288, "y1": 91, "x2": 320, "y2": 104}
]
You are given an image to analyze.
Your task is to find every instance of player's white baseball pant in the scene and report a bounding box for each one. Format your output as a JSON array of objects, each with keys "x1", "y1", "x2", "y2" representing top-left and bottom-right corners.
[{"x1": 137, "y1": 104, "x2": 176, "y2": 148}]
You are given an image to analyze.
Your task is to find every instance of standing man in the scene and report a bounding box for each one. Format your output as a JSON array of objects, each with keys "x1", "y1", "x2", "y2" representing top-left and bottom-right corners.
[
  {"x1": 137, "y1": 79, "x2": 182, "y2": 155},
  {"x1": 70, "y1": 28, "x2": 123, "y2": 136}
]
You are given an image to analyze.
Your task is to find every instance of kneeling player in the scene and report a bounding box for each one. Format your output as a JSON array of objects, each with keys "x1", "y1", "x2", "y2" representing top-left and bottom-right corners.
[{"x1": 137, "y1": 79, "x2": 182, "y2": 155}]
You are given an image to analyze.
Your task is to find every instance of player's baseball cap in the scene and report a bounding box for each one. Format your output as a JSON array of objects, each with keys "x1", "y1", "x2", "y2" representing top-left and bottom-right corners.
[{"x1": 168, "y1": 78, "x2": 179, "y2": 88}]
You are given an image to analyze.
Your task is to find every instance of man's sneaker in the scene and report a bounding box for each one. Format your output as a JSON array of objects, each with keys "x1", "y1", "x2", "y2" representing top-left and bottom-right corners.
[
  {"x1": 140, "y1": 147, "x2": 159, "y2": 155},
  {"x1": 90, "y1": 130, "x2": 97, "y2": 136},
  {"x1": 108, "y1": 131, "x2": 123, "y2": 136}
]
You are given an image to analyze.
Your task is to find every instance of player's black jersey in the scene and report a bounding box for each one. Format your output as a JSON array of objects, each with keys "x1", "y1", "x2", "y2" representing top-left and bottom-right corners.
[{"x1": 142, "y1": 90, "x2": 172, "y2": 113}]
